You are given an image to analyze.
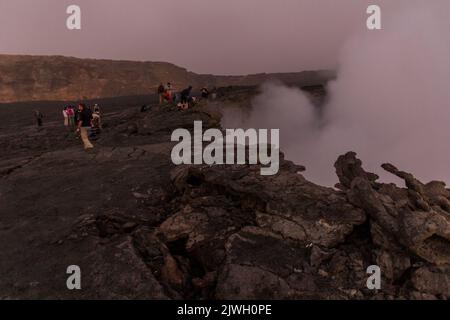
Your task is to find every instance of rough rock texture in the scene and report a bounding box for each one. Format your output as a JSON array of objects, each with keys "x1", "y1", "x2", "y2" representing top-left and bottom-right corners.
[
  {"x1": 0, "y1": 89, "x2": 448, "y2": 300},
  {"x1": 0, "y1": 54, "x2": 333, "y2": 103},
  {"x1": 335, "y1": 152, "x2": 450, "y2": 297},
  {"x1": 161, "y1": 151, "x2": 449, "y2": 299}
]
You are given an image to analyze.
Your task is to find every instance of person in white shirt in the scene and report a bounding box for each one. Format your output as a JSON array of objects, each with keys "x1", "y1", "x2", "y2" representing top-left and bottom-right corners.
[{"x1": 62, "y1": 106, "x2": 69, "y2": 126}]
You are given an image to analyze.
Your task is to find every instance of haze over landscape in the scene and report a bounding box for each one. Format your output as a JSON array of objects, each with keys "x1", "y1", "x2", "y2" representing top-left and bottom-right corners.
[
  {"x1": 1, "y1": 0, "x2": 450, "y2": 301},
  {"x1": 221, "y1": 1, "x2": 450, "y2": 186},
  {"x1": 1, "y1": 0, "x2": 449, "y2": 185},
  {"x1": 2, "y1": 0, "x2": 447, "y2": 74}
]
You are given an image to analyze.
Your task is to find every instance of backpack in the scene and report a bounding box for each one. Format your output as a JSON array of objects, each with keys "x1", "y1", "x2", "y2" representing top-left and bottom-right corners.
[{"x1": 92, "y1": 114, "x2": 100, "y2": 128}]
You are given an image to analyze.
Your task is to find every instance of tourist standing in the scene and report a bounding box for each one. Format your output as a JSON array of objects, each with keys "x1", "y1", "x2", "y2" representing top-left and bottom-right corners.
[
  {"x1": 67, "y1": 106, "x2": 75, "y2": 126},
  {"x1": 63, "y1": 107, "x2": 69, "y2": 126},
  {"x1": 90, "y1": 107, "x2": 102, "y2": 138},
  {"x1": 76, "y1": 103, "x2": 94, "y2": 150},
  {"x1": 34, "y1": 110, "x2": 43, "y2": 127},
  {"x1": 157, "y1": 83, "x2": 165, "y2": 104}
]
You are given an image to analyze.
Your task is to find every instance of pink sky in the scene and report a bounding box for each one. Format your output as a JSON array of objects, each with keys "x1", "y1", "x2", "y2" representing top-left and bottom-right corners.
[{"x1": 0, "y1": 0, "x2": 440, "y2": 74}]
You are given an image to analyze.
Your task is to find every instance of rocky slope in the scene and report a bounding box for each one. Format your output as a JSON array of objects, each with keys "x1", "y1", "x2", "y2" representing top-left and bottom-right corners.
[
  {"x1": 0, "y1": 88, "x2": 448, "y2": 299},
  {"x1": 0, "y1": 54, "x2": 333, "y2": 103}
]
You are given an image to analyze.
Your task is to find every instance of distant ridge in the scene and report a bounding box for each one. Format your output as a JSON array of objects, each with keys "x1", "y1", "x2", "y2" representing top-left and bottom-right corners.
[{"x1": 0, "y1": 54, "x2": 334, "y2": 103}]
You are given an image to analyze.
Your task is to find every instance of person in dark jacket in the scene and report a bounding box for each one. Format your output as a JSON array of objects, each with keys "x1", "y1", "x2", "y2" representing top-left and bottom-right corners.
[
  {"x1": 76, "y1": 103, "x2": 94, "y2": 150},
  {"x1": 157, "y1": 83, "x2": 165, "y2": 104},
  {"x1": 34, "y1": 110, "x2": 44, "y2": 127},
  {"x1": 181, "y1": 86, "x2": 192, "y2": 104},
  {"x1": 201, "y1": 87, "x2": 209, "y2": 99}
]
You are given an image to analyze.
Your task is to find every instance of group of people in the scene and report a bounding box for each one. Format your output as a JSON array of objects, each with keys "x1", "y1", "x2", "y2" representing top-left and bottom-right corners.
[
  {"x1": 72, "y1": 103, "x2": 101, "y2": 150},
  {"x1": 62, "y1": 106, "x2": 76, "y2": 126},
  {"x1": 58, "y1": 103, "x2": 102, "y2": 150},
  {"x1": 35, "y1": 82, "x2": 219, "y2": 151},
  {"x1": 33, "y1": 103, "x2": 101, "y2": 150},
  {"x1": 156, "y1": 82, "x2": 217, "y2": 110},
  {"x1": 157, "y1": 82, "x2": 174, "y2": 104}
]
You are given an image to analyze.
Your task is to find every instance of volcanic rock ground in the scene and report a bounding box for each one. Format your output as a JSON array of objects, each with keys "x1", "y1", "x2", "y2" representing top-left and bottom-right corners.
[{"x1": 0, "y1": 86, "x2": 448, "y2": 299}]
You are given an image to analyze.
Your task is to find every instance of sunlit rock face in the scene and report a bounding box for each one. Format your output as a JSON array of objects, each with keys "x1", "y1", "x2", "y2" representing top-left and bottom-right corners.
[{"x1": 0, "y1": 54, "x2": 332, "y2": 103}]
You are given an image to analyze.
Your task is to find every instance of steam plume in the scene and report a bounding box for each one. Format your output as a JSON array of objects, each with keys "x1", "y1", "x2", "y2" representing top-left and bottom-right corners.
[{"x1": 222, "y1": 2, "x2": 450, "y2": 186}]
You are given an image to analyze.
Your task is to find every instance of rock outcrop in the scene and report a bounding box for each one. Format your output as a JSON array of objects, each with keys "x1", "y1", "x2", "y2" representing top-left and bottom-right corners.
[
  {"x1": 0, "y1": 54, "x2": 333, "y2": 103},
  {"x1": 151, "y1": 151, "x2": 449, "y2": 299},
  {"x1": 0, "y1": 90, "x2": 448, "y2": 300}
]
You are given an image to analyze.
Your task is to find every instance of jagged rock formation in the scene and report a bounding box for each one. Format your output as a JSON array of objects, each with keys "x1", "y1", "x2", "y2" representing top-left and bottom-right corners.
[
  {"x1": 0, "y1": 89, "x2": 448, "y2": 299},
  {"x1": 335, "y1": 153, "x2": 450, "y2": 298},
  {"x1": 0, "y1": 54, "x2": 333, "y2": 103},
  {"x1": 152, "y1": 152, "x2": 449, "y2": 299}
]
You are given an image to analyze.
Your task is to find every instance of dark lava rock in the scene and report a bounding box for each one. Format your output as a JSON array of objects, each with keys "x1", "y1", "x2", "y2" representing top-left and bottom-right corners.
[{"x1": 0, "y1": 94, "x2": 448, "y2": 300}]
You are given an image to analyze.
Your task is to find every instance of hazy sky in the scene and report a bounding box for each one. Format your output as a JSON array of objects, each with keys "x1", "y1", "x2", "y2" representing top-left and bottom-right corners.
[
  {"x1": 222, "y1": 0, "x2": 450, "y2": 185},
  {"x1": 0, "y1": 0, "x2": 435, "y2": 74}
]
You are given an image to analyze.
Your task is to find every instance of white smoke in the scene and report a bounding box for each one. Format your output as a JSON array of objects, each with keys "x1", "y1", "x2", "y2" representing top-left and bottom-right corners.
[{"x1": 222, "y1": 2, "x2": 450, "y2": 186}]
